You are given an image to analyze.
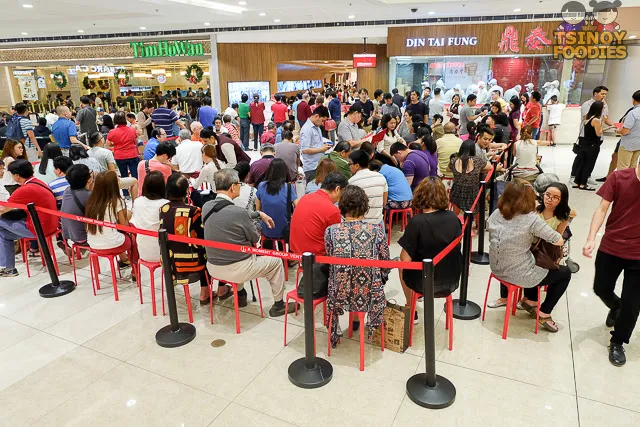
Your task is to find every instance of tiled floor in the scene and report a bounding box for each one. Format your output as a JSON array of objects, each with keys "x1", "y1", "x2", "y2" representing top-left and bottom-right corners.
[{"x1": 1, "y1": 140, "x2": 639, "y2": 426}]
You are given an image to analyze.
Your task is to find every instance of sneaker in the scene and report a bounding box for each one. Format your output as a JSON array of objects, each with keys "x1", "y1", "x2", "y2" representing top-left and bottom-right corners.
[
  {"x1": 414, "y1": 311, "x2": 419, "y2": 325},
  {"x1": 609, "y1": 343, "x2": 626, "y2": 367},
  {"x1": 606, "y1": 308, "x2": 620, "y2": 328},
  {"x1": 587, "y1": 178, "x2": 598, "y2": 186},
  {"x1": 0, "y1": 268, "x2": 19, "y2": 277},
  {"x1": 269, "y1": 300, "x2": 299, "y2": 317},
  {"x1": 596, "y1": 177, "x2": 607, "y2": 182},
  {"x1": 118, "y1": 260, "x2": 131, "y2": 269}
]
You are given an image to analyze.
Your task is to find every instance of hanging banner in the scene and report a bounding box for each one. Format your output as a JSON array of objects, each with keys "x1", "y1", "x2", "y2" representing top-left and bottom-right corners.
[{"x1": 17, "y1": 74, "x2": 38, "y2": 101}]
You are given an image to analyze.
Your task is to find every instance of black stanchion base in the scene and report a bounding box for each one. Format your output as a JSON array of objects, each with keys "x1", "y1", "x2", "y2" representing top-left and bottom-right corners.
[
  {"x1": 39, "y1": 280, "x2": 75, "y2": 298},
  {"x1": 406, "y1": 373, "x2": 456, "y2": 409},
  {"x1": 156, "y1": 323, "x2": 196, "y2": 348},
  {"x1": 470, "y1": 251, "x2": 490, "y2": 265},
  {"x1": 288, "y1": 357, "x2": 333, "y2": 389},
  {"x1": 449, "y1": 299, "x2": 482, "y2": 320}
]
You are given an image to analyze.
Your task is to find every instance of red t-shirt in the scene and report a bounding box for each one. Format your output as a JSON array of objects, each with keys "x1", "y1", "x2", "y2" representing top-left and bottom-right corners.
[
  {"x1": 107, "y1": 125, "x2": 139, "y2": 160},
  {"x1": 524, "y1": 101, "x2": 541, "y2": 129},
  {"x1": 271, "y1": 102, "x2": 288, "y2": 123},
  {"x1": 9, "y1": 177, "x2": 58, "y2": 235},
  {"x1": 596, "y1": 168, "x2": 640, "y2": 260},
  {"x1": 297, "y1": 101, "x2": 312, "y2": 122},
  {"x1": 249, "y1": 102, "x2": 265, "y2": 125},
  {"x1": 289, "y1": 190, "x2": 341, "y2": 255}
]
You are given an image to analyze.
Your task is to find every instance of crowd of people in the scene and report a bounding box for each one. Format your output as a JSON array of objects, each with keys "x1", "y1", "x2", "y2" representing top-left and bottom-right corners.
[{"x1": 1, "y1": 79, "x2": 639, "y2": 367}]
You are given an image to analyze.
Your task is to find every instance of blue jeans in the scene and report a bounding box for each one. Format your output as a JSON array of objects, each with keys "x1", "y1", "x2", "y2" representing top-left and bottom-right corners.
[
  {"x1": 252, "y1": 123, "x2": 264, "y2": 150},
  {"x1": 0, "y1": 217, "x2": 34, "y2": 269},
  {"x1": 116, "y1": 157, "x2": 139, "y2": 196},
  {"x1": 531, "y1": 127, "x2": 540, "y2": 140},
  {"x1": 240, "y1": 118, "x2": 251, "y2": 150}
]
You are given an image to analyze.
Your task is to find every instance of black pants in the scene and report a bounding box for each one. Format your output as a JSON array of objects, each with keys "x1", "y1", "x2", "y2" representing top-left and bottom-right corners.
[
  {"x1": 499, "y1": 266, "x2": 571, "y2": 314},
  {"x1": 593, "y1": 250, "x2": 640, "y2": 345},
  {"x1": 574, "y1": 144, "x2": 600, "y2": 186}
]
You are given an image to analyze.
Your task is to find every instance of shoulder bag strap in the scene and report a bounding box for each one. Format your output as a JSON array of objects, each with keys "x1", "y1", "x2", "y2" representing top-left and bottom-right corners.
[
  {"x1": 286, "y1": 183, "x2": 292, "y2": 222},
  {"x1": 26, "y1": 180, "x2": 55, "y2": 198},
  {"x1": 70, "y1": 190, "x2": 85, "y2": 213},
  {"x1": 202, "y1": 199, "x2": 233, "y2": 225},
  {"x1": 145, "y1": 160, "x2": 150, "y2": 174}
]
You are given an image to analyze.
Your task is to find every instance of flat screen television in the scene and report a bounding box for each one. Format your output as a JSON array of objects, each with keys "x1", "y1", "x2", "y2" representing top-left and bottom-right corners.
[
  {"x1": 227, "y1": 81, "x2": 270, "y2": 106},
  {"x1": 277, "y1": 80, "x2": 323, "y2": 93}
]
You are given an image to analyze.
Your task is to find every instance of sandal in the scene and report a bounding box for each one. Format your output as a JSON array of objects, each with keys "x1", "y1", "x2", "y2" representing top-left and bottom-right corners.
[
  {"x1": 519, "y1": 300, "x2": 538, "y2": 316},
  {"x1": 28, "y1": 250, "x2": 40, "y2": 258},
  {"x1": 579, "y1": 186, "x2": 597, "y2": 192},
  {"x1": 487, "y1": 299, "x2": 507, "y2": 308},
  {"x1": 538, "y1": 316, "x2": 559, "y2": 333}
]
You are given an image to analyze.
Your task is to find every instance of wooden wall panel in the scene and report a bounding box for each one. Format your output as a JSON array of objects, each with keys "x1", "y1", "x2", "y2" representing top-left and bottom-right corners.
[
  {"x1": 217, "y1": 43, "x2": 388, "y2": 107},
  {"x1": 387, "y1": 22, "x2": 561, "y2": 57}
]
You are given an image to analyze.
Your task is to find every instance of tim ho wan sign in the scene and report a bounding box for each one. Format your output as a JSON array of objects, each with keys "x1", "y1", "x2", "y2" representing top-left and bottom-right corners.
[{"x1": 130, "y1": 40, "x2": 205, "y2": 58}]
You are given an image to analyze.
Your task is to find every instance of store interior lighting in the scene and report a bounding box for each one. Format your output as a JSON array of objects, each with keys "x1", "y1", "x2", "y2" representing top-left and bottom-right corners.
[{"x1": 167, "y1": 0, "x2": 246, "y2": 13}]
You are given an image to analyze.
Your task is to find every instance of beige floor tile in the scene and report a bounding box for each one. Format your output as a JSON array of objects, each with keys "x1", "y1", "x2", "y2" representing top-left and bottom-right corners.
[
  {"x1": 236, "y1": 347, "x2": 407, "y2": 427},
  {"x1": 128, "y1": 311, "x2": 303, "y2": 400},
  {"x1": 393, "y1": 361, "x2": 579, "y2": 427},
  {"x1": 0, "y1": 332, "x2": 77, "y2": 391},
  {"x1": 210, "y1": 403, "x2": 298, "y2": 427},
  {"x1": 0, "y1": 316, "x2": 38, "y2": 352},
  {"x1": 32, "y1": 363, "x2": 228, "y2": 427},
  {"x1": 0, "y1": 346, "x2": 121, "y2": 427},
  {"x1": 578, "y1": 397, "x2": 640, "y2": 427}
]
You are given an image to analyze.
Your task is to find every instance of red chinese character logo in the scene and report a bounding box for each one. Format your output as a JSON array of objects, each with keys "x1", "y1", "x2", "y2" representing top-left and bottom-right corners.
[
  {"x1": 525, "y1": 26, "x2": 552, "y2": 51},
  {"x1": 498, "y1": 26, "x2": 520, "y2": 53}
]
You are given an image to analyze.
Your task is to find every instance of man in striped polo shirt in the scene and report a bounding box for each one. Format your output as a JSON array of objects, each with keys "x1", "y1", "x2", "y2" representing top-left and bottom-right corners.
[
  {"x1": 151, "y1": 98, "x2": 184, "y2": 139},
  {"x1": 49, "y1": 156, "x2": 73, "y2": 209}
]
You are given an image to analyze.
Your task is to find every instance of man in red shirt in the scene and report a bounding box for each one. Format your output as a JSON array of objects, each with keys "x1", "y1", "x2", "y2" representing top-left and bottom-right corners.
[
  {"x1": 271, "y1": 94, "x2": 288, "y2": 127},
  {"x1": 523, "y1": 91, "x2": 542, "y2": 140},
  {"x1": 0, "y1": 160, "x2": 58, "y2": 277},
  {"x1": 289, "y1": 172, "x2": 347, "y2": 297},
  {"x1": 584, "y1": 161, "x2": 640, "y2": 367},
  {"x1": 249, "y1": 93, "x2": 266, "y2": 151},
  {"x1": 297, "y1": 93, "x2": 313, "y2": 129}
]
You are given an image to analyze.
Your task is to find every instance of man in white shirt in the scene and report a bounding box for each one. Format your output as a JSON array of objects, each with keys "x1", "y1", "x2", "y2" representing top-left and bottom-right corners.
[
  {"x1": 348, "y1": 150, "x2": 388, "y2": 227},
  {"x1": 300, "y1": 106, "x2": 331, "y2": 182},
  {"x1": 428, "y1": 88, "x2": 445, "y2": 125},
  {"x1": 171, "y1": 128, "x2": 204, "y2": 176}
]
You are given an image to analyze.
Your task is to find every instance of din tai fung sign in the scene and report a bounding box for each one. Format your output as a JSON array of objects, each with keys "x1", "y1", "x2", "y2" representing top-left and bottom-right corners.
[{"x1": 388, "y1": 22, "x2": 560, "y2": 56}]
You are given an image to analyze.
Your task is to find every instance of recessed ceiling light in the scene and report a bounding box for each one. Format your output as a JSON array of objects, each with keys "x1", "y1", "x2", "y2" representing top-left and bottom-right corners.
[
  {"x1": 77, "y1": 29, "x2": 84, "y2": 33},
  {"x1": 428, "y1": 11, "x2": 435, "y2": 15},
  {"x1": 21, "y1": 32, "x2": 28, "y2": 35},
  {"x1": 514, "y1": 8, "x2": 521, "y2": 12},
  {"x1": 324, "y1": 61, "x2": 328, "y2": 63},
  {"x1": 348, "y1": 15, "x2": 355, "y2": 19},
  {"x1": 274, "y1": 19, "x2": 280, "y2": 22},
  {"x1": 22, "y1": 4, "x2": 33, "y2": 8},
  {"x1": 239, "y1": 1, "x2": 247, "y2": 4},
  {"x1": 204, "y1": 22, "x2": 210, "y2": 25},
  {"x1": 140, "y1": 26, "x2": 146, "y2": 30},
  {"x1": 259, "y1": 12, "x2": 266, "y2": 16},
  {"x1": 630, "y1": 35, "x2": 637, "y2": 39}
]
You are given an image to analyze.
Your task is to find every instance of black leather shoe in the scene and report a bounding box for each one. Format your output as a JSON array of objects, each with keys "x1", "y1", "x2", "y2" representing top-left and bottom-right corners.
[
  {"x1": 609, "y1": 344, "x2": 626, "y2": 367},
  {"x1": 237, "y1": 289, "x2": 248, "y2": 308},
  {"x1": 606, "y1": 308, "x2": 620, "y2": 328},
  {"x1": 596, "y1": 177, "x2": 607, "y2": 183},
  {"x1": 269, "y1": 301, "x2": 298, "y2": 317}
]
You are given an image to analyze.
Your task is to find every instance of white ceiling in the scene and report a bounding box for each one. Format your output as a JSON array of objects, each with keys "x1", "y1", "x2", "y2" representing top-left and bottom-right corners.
[{"x1": 3, "y1": 0, "x2": 640, "y2": 42}]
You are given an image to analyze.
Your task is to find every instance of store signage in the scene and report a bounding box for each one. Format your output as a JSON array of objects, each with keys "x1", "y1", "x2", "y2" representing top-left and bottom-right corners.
[
  {"x1": 406, "y1": 37, "x2": 478, "y2": 48},
  {"x1": 429, "y1": 62, "x2": 465, "y2": 69},
  {"x1": 353, "y1": 53, "x2": 377, "y2": 68},
  {"x1": 12, "y1": 70, "x2": 35, "y2": 76},
  {"x1": 68, "y1": 65, "x2": 119, "y2": 75},
  {"x1": 157, "y1": 75, "x2": 167, "y2": 84},
  {"x1": 130, "y1": 40, "x2": 205, "y2": 58}
]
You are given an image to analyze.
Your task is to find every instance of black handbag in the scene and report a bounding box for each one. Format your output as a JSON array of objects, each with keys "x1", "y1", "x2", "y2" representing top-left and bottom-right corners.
[{"x1": 281, "y1": 183, "x2": 293, "y2": 243}]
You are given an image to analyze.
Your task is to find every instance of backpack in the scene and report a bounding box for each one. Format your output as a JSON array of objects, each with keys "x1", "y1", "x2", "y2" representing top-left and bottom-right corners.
[{"x1": 6, "y1": 116, "x2": 26, "y2": 141}]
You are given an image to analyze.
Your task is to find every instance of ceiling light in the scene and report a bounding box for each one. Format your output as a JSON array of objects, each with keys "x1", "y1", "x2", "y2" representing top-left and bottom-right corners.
[
  {"x1": 274, "y1": 19, "x2": 280, "y2": 23},
  {"x1": 348, "y1": 15, "x2": 355, "y2": 19},
  {"x1": 167, "y1": 0, "x2": 245, "y2": 13},
  {"x1": 428, "y1": 11, "x2": 435, "y2": 15},
  {"x1": 204, "y1": 22, "x2": 210, "y2": 25},
  {"x1": 239, "y1": 1, "x2": 247, "y2": 4},
  {"x1": 140, "y1": 26, "x2": 146, "y2": 30},
  {"x1": 630, "y1": 35, "x2": 637, "y2": 39},
  {"x1": 513, "y1": 8, "x2": 521, "y2": 12},
  {"x1": 77, "y1": 29, "x2": 84, "y2": 33},
  {"x1": 22, "y1": 4, "x2": 33, "y2": 8},
  {"x1": 259, "y1": 12, "x2": 266, "y2": 16},
  {"x1": 21, "y1": 32, "x2": 28, "y2": 35}
]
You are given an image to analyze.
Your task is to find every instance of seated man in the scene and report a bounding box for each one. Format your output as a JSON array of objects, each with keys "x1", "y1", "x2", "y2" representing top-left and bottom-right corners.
[
  {"x1": 202, "y1": 168, "x2": 297, "y2": 317},
  {"x1": 0, "y1": 160, "x2": 58, "y2": 277},
  {"x1": 49, "y1": 156, "x2": 73, "y2": 209},
  {"x1": 289, "y1": 172, "x2": 347, "y2": 298},
  {"x1": 60, "y1": 164, "x2": 93, "y2": 246},
  {"x1": 171, "y1": 128, "x2": 203, "y2": 177},
  {"x1": 143, "y1": 128, "x2": 167, "y2": 160},
  {"x1": 247, "y1": 144, "x2": 275, "y2": 187},
  {"x1": 87, "y1": 132, "x2": 138, "y2": 197}
]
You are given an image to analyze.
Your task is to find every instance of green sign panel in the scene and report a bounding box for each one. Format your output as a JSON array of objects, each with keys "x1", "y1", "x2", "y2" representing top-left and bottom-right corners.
[{"x1": 130, "y1": 40, "x2": 205, "y2": 58}]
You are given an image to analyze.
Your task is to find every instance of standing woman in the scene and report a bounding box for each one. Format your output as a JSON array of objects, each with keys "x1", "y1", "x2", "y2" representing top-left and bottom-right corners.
[
  {"x1": 448, "y1": 93, "x2": 462, "y2": 128},
  {"x1": 573, "y1": 101, "x2": 604, "y2": 191},
  {"x1": 376, "y1": 113, "x2": 406, "y2": 167},
  {"x1": 0, "y1": 140, "x2": 28, "y2": 200},
  {"x1": 107, "y1": 111, "x2": 140, "y2": 191},
  {"x1": 449, "y1": 140, "x2": 491, "y2": 214},
  {"x1": 325, "y1": 185, "x2": 390, "y2": 347},
  {"x1": 100, "y1": 114, "x2": 114, "y2": 135},
  {"x1": 159, "y1": 173, "x2": 211, "y2": 304}
]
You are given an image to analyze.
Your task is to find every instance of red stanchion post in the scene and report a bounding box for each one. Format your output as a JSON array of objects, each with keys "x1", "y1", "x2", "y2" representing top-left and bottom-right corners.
[
  {"x1": 471, "y1": 181, "x2": 490, "y2": 265},
  {"x1": 450, "y1": 211, "x2": 481, "y2": 320},
  {"x1": 406, "y1": 259, "x2": 456, "y2": 408},
  {"x1": 155, "y1": 229, "x2": 196, "y2": 348}
]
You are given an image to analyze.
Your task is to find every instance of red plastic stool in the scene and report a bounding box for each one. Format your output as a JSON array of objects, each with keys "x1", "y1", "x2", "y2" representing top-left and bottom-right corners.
[
  {"x1": 327, "y1": 312, "x2": 385, "y2": 371},
  {"x1": 136, "y1": 260, "x2": 164, "y2": 317},
  {"x1": 209, "y1": 277, "x2": 264, "y2": 333},
  {"x1": 283, "y1": 266, "x2": 327, "y2": 353},
  {"x1": 20, "y1": 233, "x2": 60, "y2": 278},
  {"x1": 482, "y1": 273, "x2": 541, "y2": 339},
  {"x1": 260, "y1": 235, "x2": 289, "y2": 281},
  {"x1": 69, "y1": 242, "x2": 91, "y2": 286},
  {"x1": 408, "y1": 292, "x2": 454, "y2": 351},
  {"x1": 88, "y1": 250, "x2": 123, "y2": 300},
  {"x1": 386, "y1": 207, "x2": 413, "y2": 244}
]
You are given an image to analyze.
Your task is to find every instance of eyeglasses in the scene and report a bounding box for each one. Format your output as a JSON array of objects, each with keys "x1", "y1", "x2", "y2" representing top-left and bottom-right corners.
[{"x1": 544, "y1": 192, "x2": 561, "y2": 202}]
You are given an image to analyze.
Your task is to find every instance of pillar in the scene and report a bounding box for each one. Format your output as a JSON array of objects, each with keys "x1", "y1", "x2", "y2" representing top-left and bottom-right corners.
[
  {"x1": 604, "y1": 45, "x2": 640, "y2": 123},
  {"x1": 209, "y1": 34, "x2": 222, "y2": 109}
]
